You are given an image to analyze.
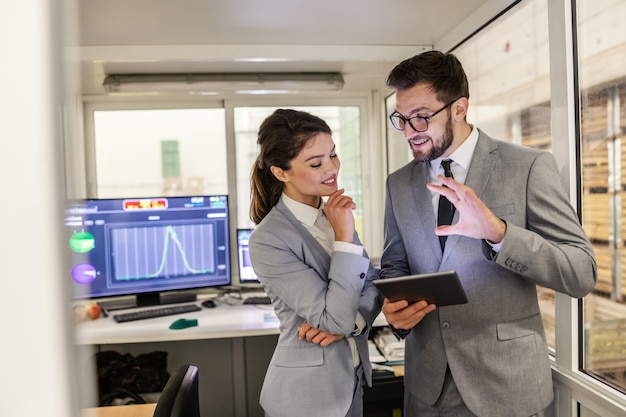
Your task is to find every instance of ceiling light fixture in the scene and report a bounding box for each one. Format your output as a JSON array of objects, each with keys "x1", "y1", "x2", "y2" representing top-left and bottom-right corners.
[{"x1": 102, "y1": 72, "x2": 345, "y2": 95}]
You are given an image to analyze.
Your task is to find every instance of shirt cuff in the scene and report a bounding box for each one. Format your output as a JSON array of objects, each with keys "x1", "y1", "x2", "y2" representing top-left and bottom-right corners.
[
  {"x1": 334, "y1": 241, "x2": 363, "y2": 256},
  {"x1": 486, "y1": 239, "x2": 503, "y2": 253},
  {"x1": 390, "y1": 325, "x2": 411, "y2": 340},
  {"x1": 352, "y1": 312, "x2": 366, "y2": 336},
  {"x1": 482, "y1": 239, "x2": 502, "y2": 261}
]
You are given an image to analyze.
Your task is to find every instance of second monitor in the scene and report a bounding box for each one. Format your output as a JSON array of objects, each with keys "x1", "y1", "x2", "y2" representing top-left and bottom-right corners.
[{"x1": 237, "y1": 228, "x2": 259, "y2": 285}]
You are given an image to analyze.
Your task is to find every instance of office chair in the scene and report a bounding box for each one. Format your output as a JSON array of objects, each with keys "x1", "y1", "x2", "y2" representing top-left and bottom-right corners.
[{"x1": 153, "y1": 364, "x2": 200, "y2": 417}]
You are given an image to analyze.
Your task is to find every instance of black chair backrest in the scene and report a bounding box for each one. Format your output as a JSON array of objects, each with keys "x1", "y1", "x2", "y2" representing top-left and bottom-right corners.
[{"x1": 153, "y1": 364, "x2": 200, "y2": 417}]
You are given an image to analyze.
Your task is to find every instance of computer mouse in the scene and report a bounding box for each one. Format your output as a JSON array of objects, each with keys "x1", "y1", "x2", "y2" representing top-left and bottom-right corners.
[
  {"x1": 201, "y1": 299, "x2": 216, "y2": 308},
  {"x1": 169, "y1": 318, "x2": 198, "y2": 330}
]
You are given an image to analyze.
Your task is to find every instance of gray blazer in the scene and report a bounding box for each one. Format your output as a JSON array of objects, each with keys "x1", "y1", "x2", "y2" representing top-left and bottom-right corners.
[
  {"x1": 249, "y1": 199, "x2": 382, "y2": 417},
  {"x1": 381, "y1": 131, "x2": 597, "y2": 417}
]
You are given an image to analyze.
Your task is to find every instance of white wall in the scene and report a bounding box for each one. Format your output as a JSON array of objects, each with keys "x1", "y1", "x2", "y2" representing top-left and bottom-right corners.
[{"x1": 0, "y1": 1, "x2": 86, "y2": 416}]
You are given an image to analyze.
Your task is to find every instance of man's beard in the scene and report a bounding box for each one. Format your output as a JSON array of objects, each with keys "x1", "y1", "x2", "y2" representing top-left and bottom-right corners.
[{"x1": 411, "y1": 114, "x2": 454, "y2": 162}]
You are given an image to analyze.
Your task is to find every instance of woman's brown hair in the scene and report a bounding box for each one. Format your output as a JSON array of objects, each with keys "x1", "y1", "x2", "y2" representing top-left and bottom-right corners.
[{"x1": 249, "y1": 109, "x2": 332, "y2": 224}]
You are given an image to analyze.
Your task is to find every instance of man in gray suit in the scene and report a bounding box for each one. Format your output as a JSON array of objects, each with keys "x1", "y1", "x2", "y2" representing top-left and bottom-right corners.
[{"x1": 380, "y1": 51, "x2": 597, "y2": 417}]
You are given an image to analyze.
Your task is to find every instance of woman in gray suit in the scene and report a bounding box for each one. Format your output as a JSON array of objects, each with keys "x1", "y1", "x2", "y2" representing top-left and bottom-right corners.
[{"x1": 248, "y1": 109, "x2": 382, "y2": 417}]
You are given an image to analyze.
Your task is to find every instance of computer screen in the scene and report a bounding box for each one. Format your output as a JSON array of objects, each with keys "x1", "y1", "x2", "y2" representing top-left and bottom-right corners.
[
  {"x1": 64, "y1": 195, "x2": 231, "y2": 308},
  {"x1": 237, "y1": 228, "x2": 259, "y2": 284}
]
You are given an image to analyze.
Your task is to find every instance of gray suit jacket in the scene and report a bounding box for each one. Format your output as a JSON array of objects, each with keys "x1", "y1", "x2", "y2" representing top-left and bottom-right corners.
[
  {"x1": 249, "y1": 199, "x2": 382, "y2": 417},
  {"x1": 381, "y1": 131, "x2": 596, "y2": 417}
]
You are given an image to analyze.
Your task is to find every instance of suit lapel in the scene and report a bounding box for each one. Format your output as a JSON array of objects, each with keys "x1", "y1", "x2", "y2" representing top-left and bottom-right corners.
[{"x1": 464, "y1": 132, "x2": 498, "y2": 199}]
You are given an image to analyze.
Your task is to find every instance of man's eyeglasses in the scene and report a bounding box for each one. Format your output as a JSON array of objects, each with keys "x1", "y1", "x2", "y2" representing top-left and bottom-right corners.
[{"x1": 389, "y1": 97, "x2": 461, "y2": 132}]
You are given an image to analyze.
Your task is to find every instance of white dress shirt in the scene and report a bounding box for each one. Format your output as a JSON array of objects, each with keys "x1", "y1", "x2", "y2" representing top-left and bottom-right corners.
[{"x1": 428, "y1": 126, "x2": 502, "y2": 252}]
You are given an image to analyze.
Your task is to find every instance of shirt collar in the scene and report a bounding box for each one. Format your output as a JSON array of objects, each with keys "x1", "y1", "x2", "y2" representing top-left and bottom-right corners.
[
  {"x1": 430, "y1": 125, "x2": 479, "y2": 172},
  {"x1": 281, "y1": 193, "x2": 322, "y2": 227}
]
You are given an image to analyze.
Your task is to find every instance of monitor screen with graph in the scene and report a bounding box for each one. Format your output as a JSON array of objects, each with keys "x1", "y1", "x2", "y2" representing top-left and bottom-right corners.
[{"x1": 64, "y1": 195, "x2": 231, "y2": 308}]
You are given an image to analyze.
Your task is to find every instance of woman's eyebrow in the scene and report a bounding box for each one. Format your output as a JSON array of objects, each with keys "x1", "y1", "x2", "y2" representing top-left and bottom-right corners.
[{"x1": 304, "y1": 145, "x2": 336, "y2": 162}]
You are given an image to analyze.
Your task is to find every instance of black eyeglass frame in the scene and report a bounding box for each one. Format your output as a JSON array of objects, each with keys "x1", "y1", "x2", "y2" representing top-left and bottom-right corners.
[{"x1": 389, "y1": 97, "x2": 462, "y2": 132}]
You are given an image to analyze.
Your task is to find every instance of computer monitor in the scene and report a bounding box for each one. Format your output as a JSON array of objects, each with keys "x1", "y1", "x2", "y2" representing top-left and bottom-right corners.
[
  {"x1": 64, "y1": 195, "x2": 231, "y2": 309},
  {"x1": 236, "y1": 228, "x2": 259, "y2": 285}
]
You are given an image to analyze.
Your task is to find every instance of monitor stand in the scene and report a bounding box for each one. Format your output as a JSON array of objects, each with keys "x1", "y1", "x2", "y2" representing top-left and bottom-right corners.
[{"x1": 97, "y1": 291, "x2": 198, "y2": 311}]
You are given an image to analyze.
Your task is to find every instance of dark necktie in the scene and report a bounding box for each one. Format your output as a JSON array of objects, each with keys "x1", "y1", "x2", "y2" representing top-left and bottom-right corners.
[{"x1": 437, "y1": 159, "x2": 455, "y2": 250}]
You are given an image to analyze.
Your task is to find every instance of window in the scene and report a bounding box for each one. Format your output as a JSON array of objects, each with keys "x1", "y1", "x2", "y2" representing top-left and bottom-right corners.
[
  {"x1": 87, "y1": 106, "x2": 226, "y2": 198},
  {"x1": 452, "y1": 0, "x2": 556, "y2": 349},
  {"x1": 577, "y1": 0, "x2": 626, "y2": 393}
]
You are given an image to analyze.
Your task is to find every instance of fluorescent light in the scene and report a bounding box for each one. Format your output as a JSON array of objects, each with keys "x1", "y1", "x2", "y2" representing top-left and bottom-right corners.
[{"x1": 102, "y1": 72, "x2": 344, "y2": 95}]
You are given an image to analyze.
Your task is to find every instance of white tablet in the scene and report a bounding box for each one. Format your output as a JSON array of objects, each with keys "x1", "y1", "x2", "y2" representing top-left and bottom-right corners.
[{"x1": 373, "y1": 271, "x2": 468, "y2": 306}]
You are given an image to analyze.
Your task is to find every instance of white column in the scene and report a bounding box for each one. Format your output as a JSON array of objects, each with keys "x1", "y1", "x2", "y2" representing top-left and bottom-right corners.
[{"x1": 0, "y1": 1, "x2": 85, "y2": 417}]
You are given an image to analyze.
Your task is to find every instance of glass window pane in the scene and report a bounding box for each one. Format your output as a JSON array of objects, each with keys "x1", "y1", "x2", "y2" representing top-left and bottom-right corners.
[
  {"x1": 578, "y1": 0, "x2": 626, "y2": 392},
  {"x1": 92, "y1": 108, "x2": 226, "y2": 198},
  {"x1": 234, "y1": 106, "x2": 363, "y2": 238},
  {"x1": 453, "y1": 0, "x2": 555, "y2": 348}
]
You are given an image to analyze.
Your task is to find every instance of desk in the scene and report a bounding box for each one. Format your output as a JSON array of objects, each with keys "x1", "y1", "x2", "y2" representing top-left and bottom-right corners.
[
  {"x1": 81, "y1": 403, "x2": 156, "y2": 417},
  {"x1": 75, "y1": 295, "x2": 281, "y2": 345},
  {"x1": 74, "y1": 294, "x2": 391, "y2": 417},
  {"x1": 75, "y1": 294, "x2": 388, "y2": 345},
  {"x1": 365, "y1": 370, "x2": 404, "y2": 417},
  {"x1": 74, "y1": 294, "x2": 279, "y2": 417}
]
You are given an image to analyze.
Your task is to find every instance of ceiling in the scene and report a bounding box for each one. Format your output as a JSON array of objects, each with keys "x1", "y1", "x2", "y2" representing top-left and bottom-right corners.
[{"x1": 76, "y1": 0, "x2": 512, "y2": 97}]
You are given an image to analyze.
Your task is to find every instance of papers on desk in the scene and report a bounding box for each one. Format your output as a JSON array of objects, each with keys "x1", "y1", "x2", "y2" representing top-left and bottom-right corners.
[
  {"x1": 372, "y1": 327, "x2": 405, "y2": 365},
  {"x1": 369, "y1": 327, "x2": 406, "y2": 377},
  {"x1": 368, "y1": 339, "x2": 386, "y2": 363}
]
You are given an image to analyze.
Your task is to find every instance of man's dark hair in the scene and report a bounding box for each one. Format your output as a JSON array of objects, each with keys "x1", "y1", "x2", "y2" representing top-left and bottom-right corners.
[{"x1": 386, "y1": 50, "x2": 470, "y2": 103}]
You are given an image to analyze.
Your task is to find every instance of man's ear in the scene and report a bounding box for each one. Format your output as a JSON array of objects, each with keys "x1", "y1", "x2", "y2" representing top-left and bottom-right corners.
[
  {"x1": 452, "y1": 97, "x2": 469, "y2": 121},
  {"x1": 270, "y1": 165, "x2": 287, "y2": 183}
]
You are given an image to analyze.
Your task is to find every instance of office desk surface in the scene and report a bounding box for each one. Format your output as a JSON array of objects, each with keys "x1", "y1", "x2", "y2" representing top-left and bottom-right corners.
[
  {"x1": 74, "y1": 295, "x2": 389, "y2": 345},
  {"x1": 75, "y1": 299, "x2": 280, "y2": 345},
  {"x1": 81, "y1": 403, "x2": 156, "y2": 417}
]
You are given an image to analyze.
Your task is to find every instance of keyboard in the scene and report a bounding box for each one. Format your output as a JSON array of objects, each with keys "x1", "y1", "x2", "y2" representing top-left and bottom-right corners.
[
  {"x1": 243, "y1": 296, "x2": 272, "y2": 305},
  {"x1": 112, "y1": 304, "x2": 202, "y2": 323}
]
